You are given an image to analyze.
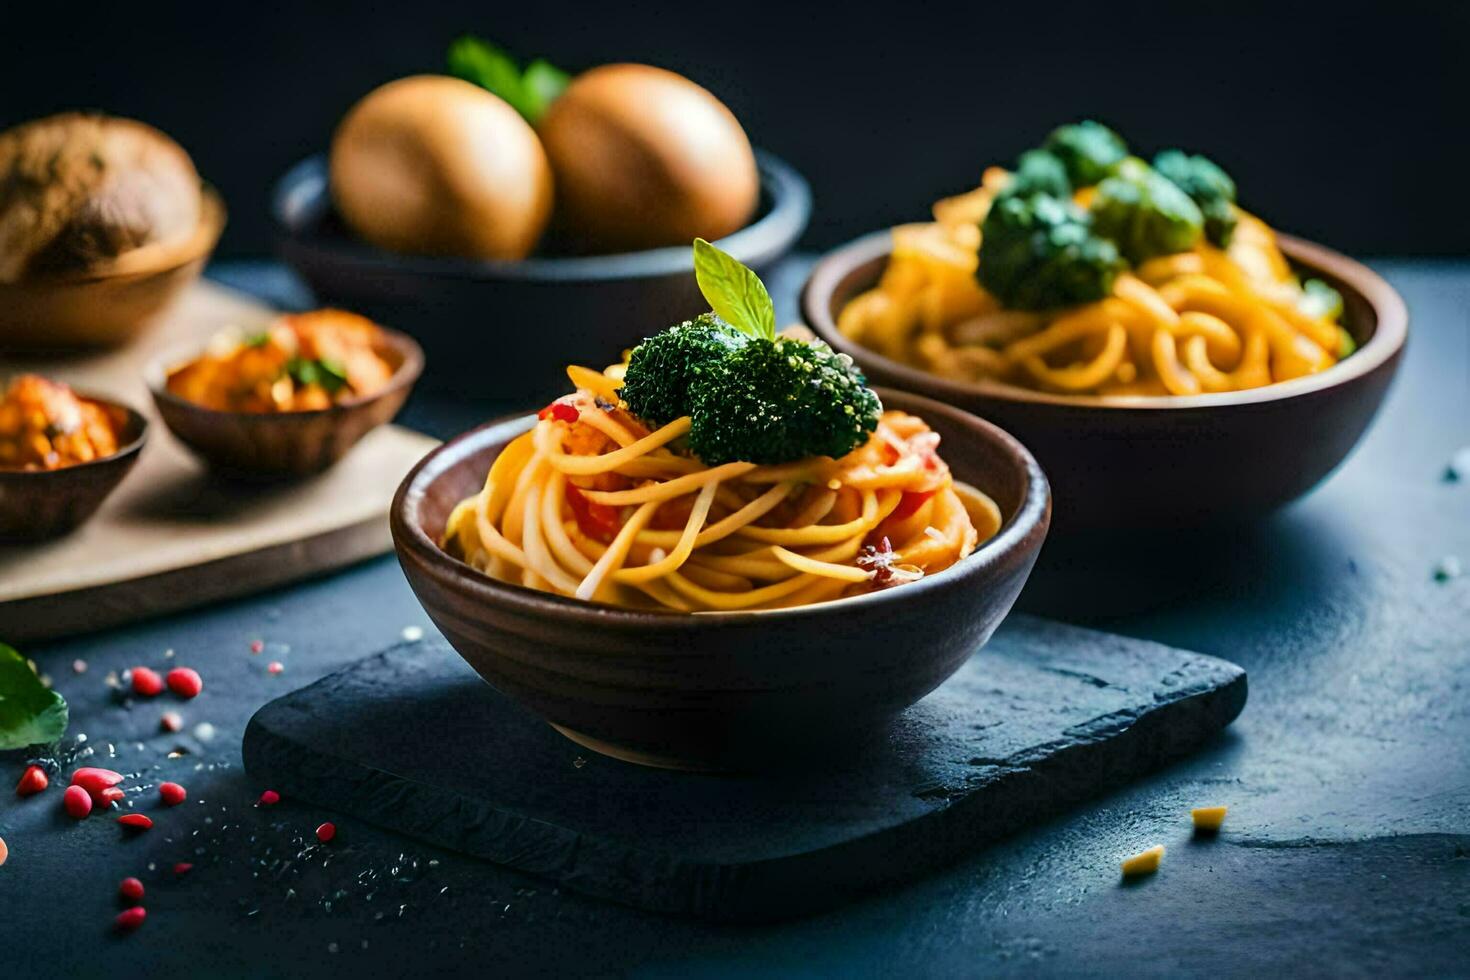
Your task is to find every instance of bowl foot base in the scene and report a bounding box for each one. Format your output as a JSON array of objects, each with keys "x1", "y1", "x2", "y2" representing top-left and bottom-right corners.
[{"x1": 549, "y1": 724, "x2": 726, "y2": 772}]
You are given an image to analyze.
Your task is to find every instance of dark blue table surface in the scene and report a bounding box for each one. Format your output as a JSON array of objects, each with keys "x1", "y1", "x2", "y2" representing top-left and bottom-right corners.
[{"x1": 2, "y1": 258, "x2": 1467, "y2": 978}]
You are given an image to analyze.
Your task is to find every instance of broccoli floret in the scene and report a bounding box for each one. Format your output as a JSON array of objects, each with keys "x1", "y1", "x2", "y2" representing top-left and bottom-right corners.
[
  {"x1": 1153, "y1": 149, "x2": 1238, "y2": 247},
  {"x1": 687, "y1": 337, "x2": 882, "y2": 465},
  {"x1": 1043, "y1": 120, "x2": 1129, "y2": 187},
  {"x1": 1089, "y1": 162, "x2": 1204, "y2": 265},
  {"x1": 1009, "y1": 149, "x2": 1071, "y2": 198},
  {"x1": 978, "y1": 191, "x2": 1125, "y2": 310},
  {"x1": 617, "y1": 313, "x2": 746, "y2": 425}
]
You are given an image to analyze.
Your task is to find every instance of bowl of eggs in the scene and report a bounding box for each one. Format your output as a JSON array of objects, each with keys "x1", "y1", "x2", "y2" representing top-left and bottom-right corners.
[{"x1": 274, "y1": 39, "x2": 810, "y2": 400}]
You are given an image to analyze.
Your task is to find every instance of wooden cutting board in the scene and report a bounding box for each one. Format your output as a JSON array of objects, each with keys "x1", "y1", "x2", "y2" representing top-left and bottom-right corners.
[
  {"x1": 243, "y1": 615, "x2": 1248, "y2": 922},
  {"x1": 0, "y1": 280, "x2": 438, "y2": 644}
]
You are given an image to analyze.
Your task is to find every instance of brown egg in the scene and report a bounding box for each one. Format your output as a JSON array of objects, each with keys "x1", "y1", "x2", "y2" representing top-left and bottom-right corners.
[
  {"x1": 330, "y1": 75, "x2": 553, "y2": 261},
  {"x1": 537, "y1": 64, "x2": 759, "y2": 254}
]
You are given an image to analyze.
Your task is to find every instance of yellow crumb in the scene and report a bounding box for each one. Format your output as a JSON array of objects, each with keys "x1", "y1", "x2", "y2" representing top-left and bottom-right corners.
[
  {"x1": 1192, "y1": 806, "x2": 1228, "y2": 832},
  {"x1": 1121, "y1": 844, "x2": 1164, "y2": 877}
]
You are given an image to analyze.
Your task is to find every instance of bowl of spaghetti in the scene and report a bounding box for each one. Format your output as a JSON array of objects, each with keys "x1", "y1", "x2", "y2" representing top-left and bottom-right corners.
[
  {"x1": 802, "y1": 122, "x2": 1407, "y2": 530},
  {"x1": 391, "y1": 242, "x2": 1049, "y2": 770}
]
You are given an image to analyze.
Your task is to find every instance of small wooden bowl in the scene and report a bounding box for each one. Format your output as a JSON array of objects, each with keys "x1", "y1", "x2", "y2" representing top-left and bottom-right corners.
[
  {"x1": 802, "y1": 232, "x2": 1408, "y2": 531},
  {"x1": 391, "y1": 387, "x2": 1051, "y2": 771},
  {"x1": 0, "y1": 190, "x2": 226, "y2": 352},
  {"x1": 0, "y1": 399, "x2": 147, "y2": 541},
  {"x1": 146, "y1": 327, "x2": 423, "y2": 477}
]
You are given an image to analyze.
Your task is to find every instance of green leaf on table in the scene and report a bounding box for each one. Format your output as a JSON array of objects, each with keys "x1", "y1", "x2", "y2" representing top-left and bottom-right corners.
[
  {"x1": 693, "y1": 238, "x2": 776, "y2": 341},
  {"x1": 0, "y1": 644, "x2": 68, "y2": 750},
  {"x1": 447, "y1": 35, "x2": 567, "y2": 124}
]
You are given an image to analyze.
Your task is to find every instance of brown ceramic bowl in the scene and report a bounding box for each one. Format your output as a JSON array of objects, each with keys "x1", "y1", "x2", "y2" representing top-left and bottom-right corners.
[
  {"x1": 391, "y1": 387, "x2": 1051, "y2": 771},
  {"x1": 0, "y1": 190, "x2": 226, "y2": 352},
  {"x1": 0, "y1": 398, "x2": 147, "y2": 541},
  {"x1": 803, "y1": 232, "x2": 1408, "y2": 531},
  {"x1": 146, "y1": 326, "x2": 423, "y2": 477}
]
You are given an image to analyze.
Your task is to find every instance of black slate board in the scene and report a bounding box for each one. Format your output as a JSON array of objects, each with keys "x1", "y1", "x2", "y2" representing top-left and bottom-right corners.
[{"x1": 242, "y1": 614, "x2": 1246, "y2": 922}]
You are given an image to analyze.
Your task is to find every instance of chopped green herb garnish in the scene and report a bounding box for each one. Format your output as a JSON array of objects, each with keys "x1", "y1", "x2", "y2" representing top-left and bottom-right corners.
[{"x1": 286, "y1": 357, "x2": 349, "y2": 393}]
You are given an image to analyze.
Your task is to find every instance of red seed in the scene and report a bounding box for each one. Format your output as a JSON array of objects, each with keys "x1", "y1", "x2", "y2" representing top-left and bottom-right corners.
[
  {"x1": 160, "y1": 711, "x2": 184, "y2": 733},
  {"x1": 159, "y1": 782, "x2": 187, "y2": 806},
  {"x1": 315, "y1": 822, "x2": 336, "y2": 843},
  {"x1": 259, "y1": 789, "x2": 280, "y2": 806},
  {"x1": 117, "y1": 814, "x2": 153, "y2": 831},
  {"x1": 130, "y1": 667, "x2": 164, "y2": 697},
  {"x1": 119, "y1": 877, "x2": 145, "y2": 903},
  {"x1": 166, "y1": 667, "x2": 202, "y2": 698},
  {"x1": 0, "y1": 835, "x2": 7, "y2": 866},
  {"x1": 250, "y1": 639, "x2": 264, "y2": 654},
  {"x1": 98, "y1": 787, "x2": 126, "y2": 807},
  {"x1": 172, "y1": 862, "x2": 193, "y2": 876},
  {"x1": 63, "y1": 785, "x2": 92, "y2": 819},
  {"x1": 267, "y1": 661, "x2": 284, "y2": 675},
  {"x1": 114, "y1": 907, "x2": 146, "y2": 932},
  {"x1": 71, "y1": 767, "x2": 124, "y2": 802},
  {"x1": 16, "y1": 765, "x2": 48, "y2": 797}
]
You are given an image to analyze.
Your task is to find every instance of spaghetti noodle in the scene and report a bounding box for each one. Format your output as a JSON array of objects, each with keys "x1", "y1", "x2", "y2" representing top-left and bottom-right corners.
[
  {"x1": 442, "y1": 364, "x2": 1001, "y2": 612},
  {"x1": 838, "y1": 166, "x2": 1355, "y2": 397}
]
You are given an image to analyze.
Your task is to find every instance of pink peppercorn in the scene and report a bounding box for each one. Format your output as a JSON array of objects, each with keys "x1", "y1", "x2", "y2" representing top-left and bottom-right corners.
[
  {"x1": 250, "y1": 640, "x2": 264, "y2": 654},
  {"x1": 119, "y1": 877, "x2": 144, "y2": 903},
  {"x1": 173, "y1": 862, "x2": 193, "y2": 877},
  {"x1": 259, "y1": 789, "x2": 280, "y2": 806},
  {"x1": 117, "y1": 814, "x2": 153, "y2": 832},
  {"x1": 71, "y1": 767, "x2": 123, "y2": 803},
  {"x1": 63, "y1": 785, "x2": 92, "y2": 819},
  {"x1": 160, "y1": 711, "x2": 184, "y2": 733},
  {"x1": 114, "y1": 907, "x2": 146, "y2": 932},
  {"x1": 159, "y1": 782, "x2": 187, "y2": 806},
  {"x1": 267, "y1": 661, "x2": 284, "y2": 675},
  {"x1": 15, "y1": 765, "x2": 47, "y2": 797},
  {"x1": 166, "y1": 668, "x2": 202, "y2": 698},
  {"x1": 316, "y1": 822, "x2": 336, "y2": 843},
  {"x1": 130, "y1": 667, "x2": 164, "y2": 697}
]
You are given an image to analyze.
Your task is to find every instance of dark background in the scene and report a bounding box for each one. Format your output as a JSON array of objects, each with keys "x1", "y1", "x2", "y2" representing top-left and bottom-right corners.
[{"x1": 4, "y1": 1, "x2": 1467, "y2": 257}]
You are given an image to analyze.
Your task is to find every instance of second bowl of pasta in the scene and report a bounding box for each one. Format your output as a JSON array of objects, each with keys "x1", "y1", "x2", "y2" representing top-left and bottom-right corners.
[{"x1": 803, "y1": 122, "x2": 1407, "y2": 530}]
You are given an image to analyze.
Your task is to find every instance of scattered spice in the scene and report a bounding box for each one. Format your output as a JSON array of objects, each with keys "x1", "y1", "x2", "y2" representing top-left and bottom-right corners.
[
  {"x1": 117, "y1": 814, "x2": 152, "y2": 832},
  {"x1": 250, "y1": 640, "x2": 265, "y2": 654},
  {"x1": 159, "y1": 782, "x2": 187, "y2": 806},
  {"x1": 172, "y1": 862, "x2": 193, "y2": 877},
  {"x1": 160, "y1": 711, "x2": 184, "y2": 733},
  {"x1": 129, "y1": 667, "x2": 164, "y2": 697},
  {"x1": 316, "y1": 822, "x2": 336, "y2": 843},
  {"x1": 855, "y1": 536, "x2": 924, "y2": 589},
  {"x1": 1121, "y1": 844, "x2": 1165, "y2": 877},
  {"x1": 71, "y1": 767, "x2": 123, "y2": 802},
  {"x1": 118, "y1": 877, "x2": 145, "y2": 903},
  {"x1": 259, "y1": 790, "x2": 280, "y2": 806},
  {"x1": 0, "y1": 835, "x2": 7, "y2": 866},
  {"x1": 16, "y1": 764, "x2": 48, "y2": 797},
  {"x1": 114, "y1": 907, "x2": 146, "y2": 933},
  {"x1": 165, "y1": 668, "x2": 202, "y2": 699},
  {"x1": 267, "y1": 661, "x2": 284, "y2": 675},
  {"x1": 1192, "y1": 805, "x2": 1228, "y2": 833},
  {"x1": 63, "y1": 785, "x2": 92, "y2": 819},
  {"x1": 71, "y1": 659, "x2": 87, "y2": 674},
  {"x1": 98, "y1": 787, "x2": 125, "y2": 807}
]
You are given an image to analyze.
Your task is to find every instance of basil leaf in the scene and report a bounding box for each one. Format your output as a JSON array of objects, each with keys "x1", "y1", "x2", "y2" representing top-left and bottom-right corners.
[
  {"x1": 522, "y1": 59, "x2": 570, "y2": 120},
  {"x1": 0, "y1": 644, "x2": 68, "y2": 750},
  {"x1": 447, "y1": 36, "x2": 566, "y2": 124},
  {"x1": 693, "y1": 238, "x2": 775, "y2": 341}
]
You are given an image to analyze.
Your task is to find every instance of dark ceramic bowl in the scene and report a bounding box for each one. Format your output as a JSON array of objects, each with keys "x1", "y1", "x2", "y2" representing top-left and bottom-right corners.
[
  {"x1": 146, "y1": 328, "x2": 423, "y2": 477},
  {"x1": 803, "y1": 232, "x2": 1408, "y2": 531},
  {"x1": 274, "y1": 151, "x2": 811, "y2": 400},
  {"x1": 0, "y1": 399, "x2": 147, "y2": 541},
  {"x1": 391, "y1": 387, "x2": 1050, "y2": 771}
]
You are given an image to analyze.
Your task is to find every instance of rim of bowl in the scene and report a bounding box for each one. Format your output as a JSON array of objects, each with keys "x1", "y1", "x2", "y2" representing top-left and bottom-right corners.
[
  {"x1": 0, "y1": 395, "x2": 148, "y2": 480},
  {"x1": 802, "y1": 230, "x2": 1409, "y2": 411},
  {"x1": 391, "y1": 386, "x2": 1051, "y2": 632},
  {"x1": 144, "y1": 324, "x2": 425, "y2": 420},
  {"x1": 272, "y1": 149, "x2": 812, "y2": 283}
]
